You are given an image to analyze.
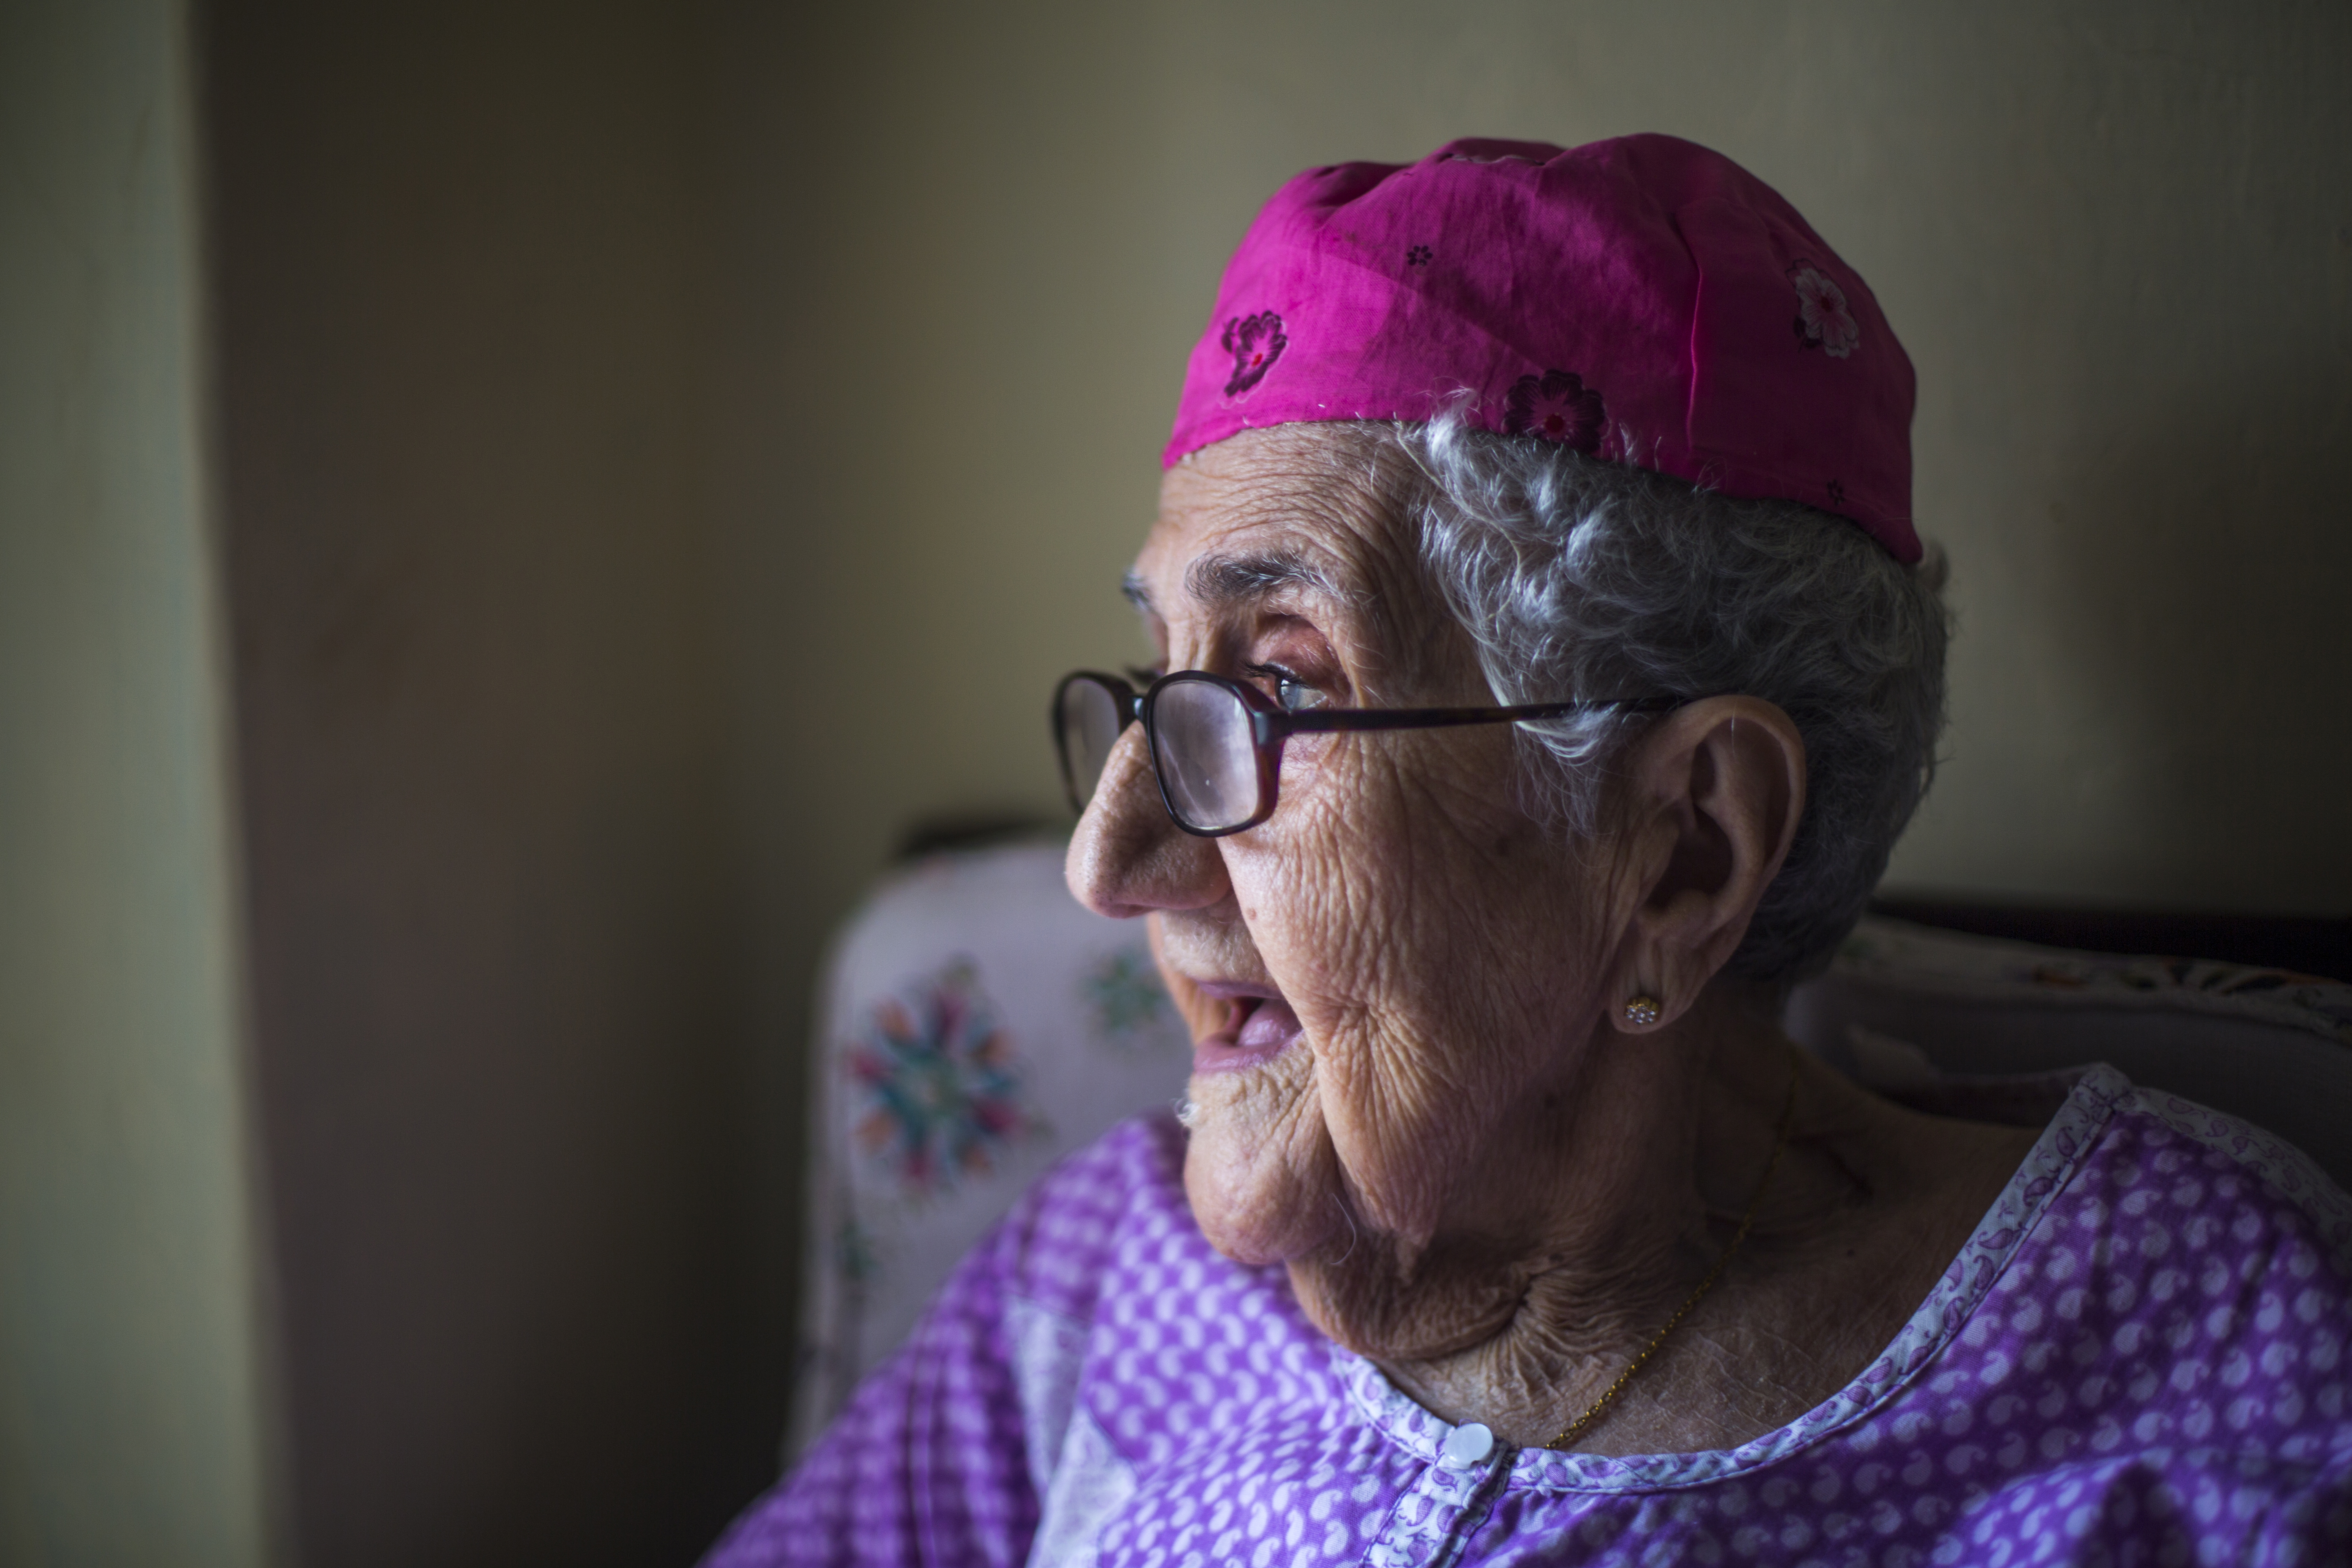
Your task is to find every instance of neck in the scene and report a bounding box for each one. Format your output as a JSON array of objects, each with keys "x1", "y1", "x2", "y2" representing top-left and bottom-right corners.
[{"x1": 1283, "y1": 986, "x2": 1806, "y2": 1439}]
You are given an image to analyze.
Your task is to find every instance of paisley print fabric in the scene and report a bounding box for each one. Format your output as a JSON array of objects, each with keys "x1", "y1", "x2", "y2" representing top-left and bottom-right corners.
[{"x1": 711, "y1": 1065, "x2": 2352, "y2": 1567}]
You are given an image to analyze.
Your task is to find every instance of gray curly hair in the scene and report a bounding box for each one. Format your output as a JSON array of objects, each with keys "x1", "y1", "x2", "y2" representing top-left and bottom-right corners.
[{"x1": 1384, "y1": 410, "x2": 1950, "y2": 984}]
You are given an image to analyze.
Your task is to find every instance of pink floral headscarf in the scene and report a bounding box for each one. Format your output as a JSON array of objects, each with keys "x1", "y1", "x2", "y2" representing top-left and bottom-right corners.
[{"x1": 1165, "y1": 135, "x2": 1920, "y2": 562}]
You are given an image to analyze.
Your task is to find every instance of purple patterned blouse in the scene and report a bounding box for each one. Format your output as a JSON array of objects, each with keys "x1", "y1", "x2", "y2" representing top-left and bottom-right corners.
[{"x1": 708, "y1": 1065, "x2": 2352, "y2": 1567}]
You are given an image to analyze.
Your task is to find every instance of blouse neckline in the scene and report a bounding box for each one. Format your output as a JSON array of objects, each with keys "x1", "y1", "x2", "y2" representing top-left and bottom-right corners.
[{"x1": 1331, "y1": 1062, "x2": 2129, "y2": 1494}]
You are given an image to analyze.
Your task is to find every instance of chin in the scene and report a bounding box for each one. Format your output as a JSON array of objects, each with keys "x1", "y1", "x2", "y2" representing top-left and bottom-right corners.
[
  {"x1": 1185, "y1": 1167, "x2": 1332, "y2": 1265},
  {"x1": 1179, "y1": 1059, "x2": 1345, "y2": 1265}
]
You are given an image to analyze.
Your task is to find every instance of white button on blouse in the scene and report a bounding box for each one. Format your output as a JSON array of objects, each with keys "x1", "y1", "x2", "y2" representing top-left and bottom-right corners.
[{"x1": 1440, "y1": 1421, "x2": 1495, "y2": 1467}]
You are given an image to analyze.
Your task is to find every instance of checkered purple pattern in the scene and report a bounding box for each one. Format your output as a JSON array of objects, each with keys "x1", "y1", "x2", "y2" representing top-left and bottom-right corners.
[{"x1": 706, "y1": 1065, "x2": 2352, "y2": 1566}]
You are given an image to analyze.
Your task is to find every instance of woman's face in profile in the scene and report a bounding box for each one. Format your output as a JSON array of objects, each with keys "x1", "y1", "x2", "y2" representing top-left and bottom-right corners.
[{"x1": 1067, "y1": 427, "x2": 1635, "y2": 1279}]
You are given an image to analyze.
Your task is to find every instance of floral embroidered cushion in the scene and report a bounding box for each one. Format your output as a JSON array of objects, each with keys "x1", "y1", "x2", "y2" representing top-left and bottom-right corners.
[
  {"x1": 1787, "y1": 915, "x2": 2352, "y2": 1188},
  {"x1": 786, "y1": 839, "x2": 1192, "y2": 1458}
]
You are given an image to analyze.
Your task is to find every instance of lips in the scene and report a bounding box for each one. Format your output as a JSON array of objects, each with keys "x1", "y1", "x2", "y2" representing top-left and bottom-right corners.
[{"x1": 1195, "y1": 991, "x2": 1305, "y2": 1074}]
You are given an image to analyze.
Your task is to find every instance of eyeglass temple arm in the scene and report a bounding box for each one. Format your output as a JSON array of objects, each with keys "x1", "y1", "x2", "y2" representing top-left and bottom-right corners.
[{"x1": 1272, "y1": 696, "x2": 1679, "y2": 737}]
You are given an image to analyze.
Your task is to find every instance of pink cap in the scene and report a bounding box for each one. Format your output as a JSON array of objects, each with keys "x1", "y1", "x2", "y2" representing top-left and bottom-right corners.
[{"x1": 1164, "y1": 134, "x2": 1919, "y2": 563}]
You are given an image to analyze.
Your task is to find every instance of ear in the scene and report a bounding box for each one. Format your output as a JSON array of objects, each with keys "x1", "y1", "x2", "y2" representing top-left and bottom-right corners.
[{"x1": 1604, "y1": 697, "x2": 1806, "y2": 1033}]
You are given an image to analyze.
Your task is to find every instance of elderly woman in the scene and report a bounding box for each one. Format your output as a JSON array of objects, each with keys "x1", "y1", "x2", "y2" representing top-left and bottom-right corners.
[{"x1": 709, "y1": 137, "x2": 2351, "y2": 1566}]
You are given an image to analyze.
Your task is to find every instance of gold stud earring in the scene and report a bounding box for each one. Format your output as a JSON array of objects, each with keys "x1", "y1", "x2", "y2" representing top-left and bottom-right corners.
[{"x1": 1622, "y1": 994, "x2": 1662, "y2": 1027}]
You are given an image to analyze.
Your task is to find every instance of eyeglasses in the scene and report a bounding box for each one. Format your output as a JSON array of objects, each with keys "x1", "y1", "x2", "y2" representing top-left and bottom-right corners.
[{"x1": 1054, "y1": 668, "x2": 1679, "y2": 837}]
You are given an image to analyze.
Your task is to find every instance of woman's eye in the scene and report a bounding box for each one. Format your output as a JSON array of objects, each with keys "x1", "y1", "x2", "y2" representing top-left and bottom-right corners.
[{"x1": 1249, "y1": 664, "x2": 1327, "y2": 712}]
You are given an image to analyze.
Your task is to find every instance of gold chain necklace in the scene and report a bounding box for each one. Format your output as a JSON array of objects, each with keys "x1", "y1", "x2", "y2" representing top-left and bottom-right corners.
[{"x1": 1543, "y1": 1051, "x2": 1800, "y2": 1450}]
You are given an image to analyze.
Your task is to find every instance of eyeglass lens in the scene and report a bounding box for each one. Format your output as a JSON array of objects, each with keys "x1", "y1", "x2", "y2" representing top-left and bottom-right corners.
[
  {"x1": 1150, "y1": 677, "x2": 1261, "y2": 833},
  {"x1": 1058, "y1": 677, "x2": 1125, "y2": 809}
]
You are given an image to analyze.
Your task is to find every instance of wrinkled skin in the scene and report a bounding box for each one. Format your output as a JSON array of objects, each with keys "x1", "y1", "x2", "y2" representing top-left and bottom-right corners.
[{"x1": 1068, "y1": 426, "x2": 2038, "y2": 1454}]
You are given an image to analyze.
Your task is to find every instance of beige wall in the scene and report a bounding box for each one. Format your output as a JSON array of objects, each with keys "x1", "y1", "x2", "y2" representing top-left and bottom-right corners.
[
  {"x1": 207, "y1": 2, "x2": 773, "y2": 1563},
  {"x1": 718, "y1": 0, "x2": 2352, "y2": 937},
  {"x1": 0, "y1": 0, "x2": 277, "y2": 1563}
]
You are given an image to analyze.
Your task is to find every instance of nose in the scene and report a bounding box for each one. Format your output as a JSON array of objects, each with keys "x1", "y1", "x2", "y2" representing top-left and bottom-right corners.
[{"x1": 1065, "y1": 720, "x2": 1231, "y2": 919}]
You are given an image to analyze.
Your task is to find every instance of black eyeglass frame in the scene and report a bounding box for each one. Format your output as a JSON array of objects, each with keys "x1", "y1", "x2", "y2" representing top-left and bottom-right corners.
[{"x1": 1053, "y1": 668, "x2": 1683, "y2": 838}]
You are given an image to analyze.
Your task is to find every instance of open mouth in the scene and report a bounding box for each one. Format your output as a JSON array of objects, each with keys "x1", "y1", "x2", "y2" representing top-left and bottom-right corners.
[{"x1": 1196, "y1": 991, "x2": 1305, "y2": 1073}]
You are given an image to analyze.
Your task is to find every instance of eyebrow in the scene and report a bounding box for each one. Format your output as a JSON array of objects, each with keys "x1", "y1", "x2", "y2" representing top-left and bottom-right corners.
[
  {"x1": 1121, "y1": 550, "x2": 1341, "y2": 619},
  {"x1": 1184, "y1": 549, "x2": 1345, "y2": 609}
]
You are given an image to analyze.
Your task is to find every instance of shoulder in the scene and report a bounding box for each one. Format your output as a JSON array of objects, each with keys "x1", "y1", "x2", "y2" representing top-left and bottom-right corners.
[
  {"x1": 1983, "y1": 1069, "x2": 2352, "y2": 1460},
  {"x1": 2074, "y1": 1072, "x2": 2352, "y2": 1281},
  {"x1": 972, "y1": 1111, "x2": 1192, "y2": 1323}
]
